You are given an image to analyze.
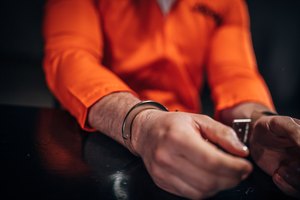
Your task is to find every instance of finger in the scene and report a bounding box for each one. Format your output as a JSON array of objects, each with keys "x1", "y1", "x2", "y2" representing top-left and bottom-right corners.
[
  {"x1": 164, "y1": 151, "x2": 244, "y2": 193},
  {"x1": 194, "y1": 115, "x2": 249, "y2": 157},
  {"x1": 150, "y1": 166, "x2": 210, "y2": 199},
  {"x1": 273, "y1": 173, "x2": 300, "y2": 198},
  {"x1": 269, "y1": 116, "x2": 300, "y2": 147},
  {"x1": 252, "y1": 117, "x2": 291, "y2": 148},
  {"x1": 194, "y1": 139, "x2": 252, "y2": 179},
  {"x1": 168, "y1": 126, "x2": 252, "y2": 178},
  {"x1": 277, "y1": 161, "x2": 300, "y2": 191}
]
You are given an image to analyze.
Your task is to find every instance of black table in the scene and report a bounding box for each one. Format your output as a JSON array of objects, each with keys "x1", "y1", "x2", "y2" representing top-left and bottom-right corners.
[{"x1": 0, "y1": 105, "x2": 296, "y2": 199}]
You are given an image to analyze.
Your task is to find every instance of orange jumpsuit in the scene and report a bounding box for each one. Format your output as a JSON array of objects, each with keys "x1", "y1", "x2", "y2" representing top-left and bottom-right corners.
[{"x1": 43, "y1": 0, "x2": 274, "y2": 130}]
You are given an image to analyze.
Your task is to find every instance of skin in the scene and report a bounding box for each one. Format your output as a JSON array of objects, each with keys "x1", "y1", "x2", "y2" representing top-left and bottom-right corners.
[
  {"x1": 249, "y1": 115, "x2": 300, "y2": 198},
  {"x1": 223, "y1": 104, "x2": 300, "y2": 199},
  {"x1": 88, "y1": 92, "x2": 300, "y2": 199}
]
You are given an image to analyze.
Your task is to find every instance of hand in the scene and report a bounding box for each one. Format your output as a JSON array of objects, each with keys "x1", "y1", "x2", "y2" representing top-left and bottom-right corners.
[
  {"x1": 249, "y1": 115, "x2": 300, "y2": 198},
  {"x1": 131, "y1": 111, "x2": 252, "y2": 199}
]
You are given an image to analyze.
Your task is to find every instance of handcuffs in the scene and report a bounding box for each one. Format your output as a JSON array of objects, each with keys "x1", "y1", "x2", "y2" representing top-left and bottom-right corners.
[
  {"x1": 122, "y1": 100, "x2": 168, "y2": 155},
  {"x1": 232, "y1": 111, "x2": 278, "y2": 145}
]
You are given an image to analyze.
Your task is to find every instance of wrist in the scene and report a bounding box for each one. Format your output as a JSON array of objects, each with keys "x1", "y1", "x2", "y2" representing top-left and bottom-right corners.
[
  {"x1": 121, "y1": 100, "x2": 168, "y2": 156},
  {"x1": 87, "y1": 92, "x2": 140, "y2": 144},
  {"x1": 130, "y1": 109, "x2": 160, "y2": 156}
]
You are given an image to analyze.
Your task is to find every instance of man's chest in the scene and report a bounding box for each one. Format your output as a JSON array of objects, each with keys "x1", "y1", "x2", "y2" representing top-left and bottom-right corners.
[{"x1": 97, "y1": 0, "x2": 227, "y2": 64}]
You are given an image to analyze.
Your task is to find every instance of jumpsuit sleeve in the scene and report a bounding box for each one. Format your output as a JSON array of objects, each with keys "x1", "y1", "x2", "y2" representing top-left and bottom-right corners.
[
  {"x1": 206, "y1": 0, "x2": 275, "y2": 117},
  {"x1": 43, "y1": 0, "x2": 136, "y2": 130}
]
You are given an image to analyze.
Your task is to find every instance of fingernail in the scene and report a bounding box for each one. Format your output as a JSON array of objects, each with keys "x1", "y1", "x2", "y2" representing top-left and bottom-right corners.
[
  {"x1": 242, "y1": 145, "x2": 249, "y2": 152},
  {"x1": 233, "y1": 140, "x2": 249, "y2": 152}
]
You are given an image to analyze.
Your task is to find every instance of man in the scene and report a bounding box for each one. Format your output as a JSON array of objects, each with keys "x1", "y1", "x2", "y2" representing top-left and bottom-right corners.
[{"x1": 43, "y1": 0, "x2": 300, "y2": 199}]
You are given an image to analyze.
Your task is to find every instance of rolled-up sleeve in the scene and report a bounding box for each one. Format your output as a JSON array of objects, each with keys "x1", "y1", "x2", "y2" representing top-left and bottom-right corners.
[
  {"x1": 206, "y1": 0, "x2": 274, "y2": 116},
  {"x1": 43, "y1": 0, "x2": 135, "y2": 130}
]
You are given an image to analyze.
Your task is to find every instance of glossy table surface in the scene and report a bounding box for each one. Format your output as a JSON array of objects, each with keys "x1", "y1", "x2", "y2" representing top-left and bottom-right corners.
[{"x1": 0, "y1": 105, "x2": 296, "y2": 199}]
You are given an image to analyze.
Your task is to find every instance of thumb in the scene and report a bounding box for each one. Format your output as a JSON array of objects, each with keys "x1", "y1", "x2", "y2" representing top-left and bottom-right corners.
[
  {"x1": 194, "y1": 115, "x2": 249, "y2": 157},
  {"x1": 268, "y1": 116, "x2": 300, "y2": 147}
]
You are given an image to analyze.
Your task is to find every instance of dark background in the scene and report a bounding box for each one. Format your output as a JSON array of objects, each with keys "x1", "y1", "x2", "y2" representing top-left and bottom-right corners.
[{"x1": 0, "y1": 0, "x2": 299, "y2": 117}]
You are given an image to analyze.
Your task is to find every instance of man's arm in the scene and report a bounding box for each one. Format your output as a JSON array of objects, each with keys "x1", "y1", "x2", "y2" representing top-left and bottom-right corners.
[
  {"x1": 205, "y1": 1, "x2": 300, "y2": 196},
  {"x1": 88, "y1": 92, "x2": 252, "y2": 199},
  {"x1": 206, "y1": 0, "x2": 274, "y2": 119},
  {"x1": 88, "y1": 92, "x2": 140, "y2": 145},
  {"x1": 43, "y1": 0, "x2": 134, "y2": 130},
  {"x1": 220, "y1": 102, "x2": 300, "y2": 198}
]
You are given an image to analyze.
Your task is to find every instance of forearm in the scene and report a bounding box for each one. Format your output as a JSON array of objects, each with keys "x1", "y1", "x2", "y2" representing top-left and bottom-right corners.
[
  {"x1": 88, "y1": 92, "x2": 140, "y2": 145},
  {"x1": 219, "y1": 102, "x2": 276, "y2": 126},
  {"x1": 44, "y1": 0, "x2": 136, "y2": 130}
]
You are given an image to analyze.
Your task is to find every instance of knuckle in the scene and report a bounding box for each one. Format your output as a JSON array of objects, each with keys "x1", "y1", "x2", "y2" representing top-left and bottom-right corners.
[
  {"x1": 205, "y1": 157, "x2": 220, "y2": 170},
  {"x1": 269, "y1": 117, "x2": 279, "y2": 128},
  {"x1": 176, "y1": 186, "x2": 202, "y2": 199},
  {"x1": 163, "y1": 130, "x2": 180, "y2": 144},
  {"x1": 153, "y1": 148, "x2": 170, "y2": 166},
  {"x1": 152, "y1": 177, "x2": 178, "y2": 197},
  {"x1": 150, "y1": 164, "x2": 163, "y2": 180},
  {"x1": 152, "y1": 176, "x2": 168, "y2": 190},
  {"x1": 176, "y1": 186, "x2": 189, "y2": 197},
  {"x1": 201, "y1": 114, "x2": 213, "y2": 122},
  {"x1": 254, "y1": 120, "x2": 265, "y2": 130}
]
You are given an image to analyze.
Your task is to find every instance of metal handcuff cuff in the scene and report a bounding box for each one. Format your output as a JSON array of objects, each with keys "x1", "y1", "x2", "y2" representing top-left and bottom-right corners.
[
  {"x1": 122, "y1": 100, "x2": 168, "y2": 155},
  {"x1": 232, "y1": 111, "x2": 278, "y2": 145}
]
